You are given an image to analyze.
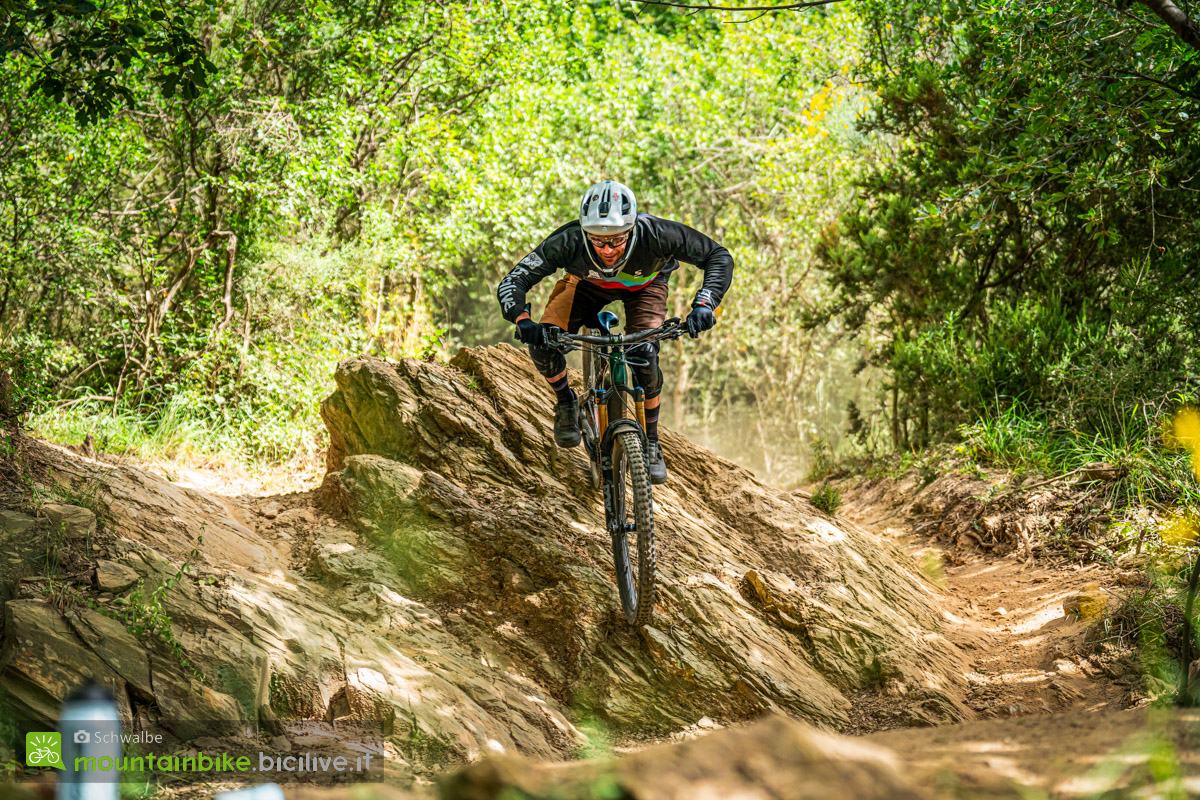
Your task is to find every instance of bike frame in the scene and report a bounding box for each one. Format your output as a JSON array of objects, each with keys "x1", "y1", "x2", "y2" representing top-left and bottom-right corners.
[
  {"x1": 549, "y1": 319, "x2": 682, "y2": 533},
  {"x1": 593, "y1": 345, "x2": 646, "y2": 534}
]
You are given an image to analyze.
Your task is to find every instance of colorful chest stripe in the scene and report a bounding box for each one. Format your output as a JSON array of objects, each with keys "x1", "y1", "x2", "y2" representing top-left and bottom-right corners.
[{"x1": 584, "y1": 270, "x2": 660, "y2": 290}]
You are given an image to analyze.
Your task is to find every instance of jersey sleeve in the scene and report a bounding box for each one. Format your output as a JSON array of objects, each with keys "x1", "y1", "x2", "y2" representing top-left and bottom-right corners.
[
  {"x1": 496, "y1": 230, "x2": 573, "y2": 323},
  {"x1": 647, "y1": 217, "x2": 735, "y2": 308}
]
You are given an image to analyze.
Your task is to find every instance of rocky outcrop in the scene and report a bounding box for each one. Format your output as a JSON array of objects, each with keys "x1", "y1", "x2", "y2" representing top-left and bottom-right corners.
[
  {"x1": 2, "y1": 345, "x2": 971, "y2": 789},
  {"x1": 441, "y1": 714, "x2": 927, "y2": 800},
  {"x1": 317, "y1": 346, "x2": 972, "y2": 732},
  {"x1": 2, "y1": 439, "x2": 584, "y2": 779},
  {"x1": 29, "y1": 445, "x2": 276, "y2": 571}
]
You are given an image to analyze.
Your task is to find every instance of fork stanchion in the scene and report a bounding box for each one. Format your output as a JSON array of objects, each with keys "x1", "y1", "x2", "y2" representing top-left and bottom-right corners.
[
  {"x1": 635, "y1": 387, "x2": 646, "y2": 430},
  {"x1": 598, "y1": 390, "x2": 608, "y2": 437}
]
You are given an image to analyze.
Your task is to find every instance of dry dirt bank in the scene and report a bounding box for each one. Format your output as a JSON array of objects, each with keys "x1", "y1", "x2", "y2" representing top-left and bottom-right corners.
[
  {"x1": 3, "y1": 347, "x2": 1195, "y2": 799},
  {"x1": 839, "y1": 476, "x2": 1142, "y2": 728}
]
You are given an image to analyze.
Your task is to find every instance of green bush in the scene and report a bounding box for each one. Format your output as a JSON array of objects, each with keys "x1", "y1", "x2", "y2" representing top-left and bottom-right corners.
[
  {"x1": 811, "y1": 482, "x2": 842, "y2": 515},
  {"x1": 805, "y1": 437, "x2": 835, "y2": 482},
  {"x1": 0, "y1": 335, "x2": 60, "y2": 423}
]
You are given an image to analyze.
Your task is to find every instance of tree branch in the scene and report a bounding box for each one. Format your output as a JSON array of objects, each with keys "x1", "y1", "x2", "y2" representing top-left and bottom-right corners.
[
  {"x1": 1137, "y1": 0, "x2": 1200, "y2": 52},
  {"x1": 628, "y1": 0, "x2": 845, "y2": 12}
]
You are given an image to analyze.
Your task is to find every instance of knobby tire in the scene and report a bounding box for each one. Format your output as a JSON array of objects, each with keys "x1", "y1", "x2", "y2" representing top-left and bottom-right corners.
[{"x1": 611, "y1": 429, "x2": 656, "y2": 626}]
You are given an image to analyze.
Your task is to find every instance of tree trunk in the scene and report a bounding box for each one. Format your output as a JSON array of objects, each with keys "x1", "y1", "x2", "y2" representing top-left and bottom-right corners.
[
  {"x1": 673, "y1": 339, "x2": 690, "y2": 430},
  {"x1": 670, "y1": 290, "x2": 692, "y2": 430},
  {"x1": 212, "y1": 233, "x2": 239, "y2": 339},
  {"x1": 1138, "y1": 0, "x2": 1200, "y2": 52},
  {"x1": 891, "y1": 383, "x2": 900, "y2": 451}
]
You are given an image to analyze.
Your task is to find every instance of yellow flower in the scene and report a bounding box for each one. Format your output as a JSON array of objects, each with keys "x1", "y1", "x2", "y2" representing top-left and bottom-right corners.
[
  {"x1": 1172, "y1": 407, "x2": 1200, "y2": 481},
  {"x1": 1161, "y1": 512, "x2": 1199, "y2": 546}
]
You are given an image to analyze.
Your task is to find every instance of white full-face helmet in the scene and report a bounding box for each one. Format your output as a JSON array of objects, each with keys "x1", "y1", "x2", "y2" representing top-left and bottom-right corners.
[{"x1": 580, "y1": 180, "x2": 638, "y2": 274}]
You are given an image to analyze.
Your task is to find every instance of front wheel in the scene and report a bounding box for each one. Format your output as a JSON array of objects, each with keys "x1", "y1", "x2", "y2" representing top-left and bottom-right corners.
[
  {"x1": 611, "y1": 429, "x2": 656, "y2": 626},
  {"x1": 579, "y1": 338, "x2": 603, "y2": 489}
]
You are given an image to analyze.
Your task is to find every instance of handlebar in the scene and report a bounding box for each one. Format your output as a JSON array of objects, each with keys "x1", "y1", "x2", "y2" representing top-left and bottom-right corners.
[{"x1": 547, "y1": 317, "x2": 685, "y2": 350}]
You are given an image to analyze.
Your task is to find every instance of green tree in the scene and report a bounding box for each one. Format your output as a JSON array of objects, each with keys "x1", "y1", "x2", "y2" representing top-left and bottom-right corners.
[
  {"x1": 817, "y1": 0, "x2": 1200, "y2": 449},
  {"x1": 1, "y1": 0, "x2": 215, "y2": 122}
]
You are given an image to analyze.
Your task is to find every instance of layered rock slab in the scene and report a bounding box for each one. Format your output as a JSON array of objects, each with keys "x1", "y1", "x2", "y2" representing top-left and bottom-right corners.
[
  {"x1": 1, "y1": 439, "x2": 583, "y2": 776},
  {"x1": 2, "y1": 343, "x2": 971, "y2": 787},
  {"x1": 319, "y1": 346, "x2": 973, "y2": 732}
]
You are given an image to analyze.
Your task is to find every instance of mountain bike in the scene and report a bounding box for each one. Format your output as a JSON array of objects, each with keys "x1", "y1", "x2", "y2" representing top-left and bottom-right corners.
[{"x1": 547, "y1": 311, "x2": 685, "y2": 626}]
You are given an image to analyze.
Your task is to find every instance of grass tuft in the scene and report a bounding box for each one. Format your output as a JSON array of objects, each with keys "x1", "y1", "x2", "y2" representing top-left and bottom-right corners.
[
  {"x1": 811, "y1": 482, "x2": 842, "y2": 515},
  {"x1": 956, "y1": 401, "x2": 1200, "y2": 513},
  {"x1": 28, "y1": 394, "x2": 326, "y2": 476}
]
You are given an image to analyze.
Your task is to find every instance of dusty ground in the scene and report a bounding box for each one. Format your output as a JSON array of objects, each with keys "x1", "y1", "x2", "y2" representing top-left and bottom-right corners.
[
  {"x1": 869, "y1": 705, "x2": 1200, "y2": 798},
  {"x1": 832, "y1": 474, "x2": 1200, "y2": 799},
  {"x1": 841, "y1": 491, "x2": 1139, "y2": 729},
  {"x1": 25, "y1": 445, "x2": 1189, "y2": 800},
  {"x1": 128, "y1": 452, "x2": 324, "y2": 498}
]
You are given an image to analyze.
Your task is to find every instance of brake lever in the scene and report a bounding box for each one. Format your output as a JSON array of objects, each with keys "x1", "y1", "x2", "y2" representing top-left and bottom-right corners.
[
  {"x1": 659, "y1": 318, "x2": 685, "y2": 341},
  {"x1": 545, "y1": 330, "x2": 575, "y2": 353}
]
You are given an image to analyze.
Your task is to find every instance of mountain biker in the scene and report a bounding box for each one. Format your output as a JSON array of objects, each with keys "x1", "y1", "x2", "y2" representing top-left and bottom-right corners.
[{"x1": 497, "y1": 180, "x2": 734, "y2": 485}]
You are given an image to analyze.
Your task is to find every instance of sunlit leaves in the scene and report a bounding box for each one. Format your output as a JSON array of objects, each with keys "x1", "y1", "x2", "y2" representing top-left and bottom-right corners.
[
  {"x1": 3, "y1": 0, "x2": 216, "y2": 123},
  {"x1": 822, "y1": 0, "x2": 1200, "y2": 449}
]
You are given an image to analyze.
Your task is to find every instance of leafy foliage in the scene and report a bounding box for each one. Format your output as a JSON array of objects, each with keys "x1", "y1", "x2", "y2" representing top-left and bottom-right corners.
[
  {"x1": 1, "y1": 0, "x2": 216, "y2": 122},
  {"x1": 810, "y1": 481, "x2": 843, "y2": 515},
  {"x1": 7, "y1": 0, "x2": 1200, "y2": 493},
  {"x1": 820, "y1": 0, "x2": 1200, "y2": 451},
  {"x1": 3, "y1": 0, "x2": 872, "y2": 476},
  {"x1": 3, "y1": 0, "x2": 578, "y2": 461}
]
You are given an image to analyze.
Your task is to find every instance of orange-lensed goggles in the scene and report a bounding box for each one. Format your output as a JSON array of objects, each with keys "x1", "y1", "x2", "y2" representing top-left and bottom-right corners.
[{"x1": 586, "y1": 231, "x2": 631, "y2": 251}]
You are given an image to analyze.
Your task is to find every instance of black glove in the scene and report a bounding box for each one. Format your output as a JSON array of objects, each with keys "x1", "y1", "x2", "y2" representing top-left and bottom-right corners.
[
  {"x1": 686, "y1": 303, "x2": 715, "y2": 339},
  {"x1": 515, "y1": 318, "x2": 549, "y2": 347}
]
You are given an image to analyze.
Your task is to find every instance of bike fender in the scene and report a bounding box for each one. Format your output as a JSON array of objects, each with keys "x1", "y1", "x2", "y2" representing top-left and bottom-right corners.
[
  {"x1": 601, "y1": 419, "x2": 643, "y2": 453},
  {"x1": 599, "y1": 419, "x2": 647, "y2": 486}
]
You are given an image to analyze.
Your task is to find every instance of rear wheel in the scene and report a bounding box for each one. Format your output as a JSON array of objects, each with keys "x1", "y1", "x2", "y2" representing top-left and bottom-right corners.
[{"x1": 610, "y1": 429, "x2": 656, "y2": 626}]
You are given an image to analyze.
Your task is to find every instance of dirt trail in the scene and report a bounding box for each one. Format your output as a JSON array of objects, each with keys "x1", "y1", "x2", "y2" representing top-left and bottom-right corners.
[
  {"x1": 842, "y1": 486, "x2": 1136, "y2": 727},
  {"x1": 59, "y1": 447, "x2": 1194, "y2": 800}
]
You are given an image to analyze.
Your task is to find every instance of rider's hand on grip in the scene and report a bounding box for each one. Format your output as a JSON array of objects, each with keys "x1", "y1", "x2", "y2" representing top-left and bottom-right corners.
[
  {"x1": 515, "y1": 319, "x2": 549, "y2": 347},
  {"x1": 686, "y1": 304, "x2": 715, "y2": 339}
]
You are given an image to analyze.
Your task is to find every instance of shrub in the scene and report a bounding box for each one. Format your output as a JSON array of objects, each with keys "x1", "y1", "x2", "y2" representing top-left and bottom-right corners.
[{"x1": 811, "y1": 482, "x2": 842, "y2": 515}]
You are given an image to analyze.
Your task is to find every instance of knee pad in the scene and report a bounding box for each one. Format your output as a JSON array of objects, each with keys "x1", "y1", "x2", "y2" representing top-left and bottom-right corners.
[
  {"x1": 627, "y1": 340, "x2": 660, "y2": 360},
  {"x1": 629, "y1": 343, "x2": 663, "y2": 398},
  {"x1": 637, "y1": 367, "x2": 663, "y2": 399},
  {"x1": 528, "y1": 344, "x2": 566, "y2": 378}
]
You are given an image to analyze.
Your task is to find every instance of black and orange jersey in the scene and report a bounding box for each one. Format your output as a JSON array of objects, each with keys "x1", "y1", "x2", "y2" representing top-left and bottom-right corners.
[{"x1": 497, "y1": 214, "x2": 734, "y2": 323}]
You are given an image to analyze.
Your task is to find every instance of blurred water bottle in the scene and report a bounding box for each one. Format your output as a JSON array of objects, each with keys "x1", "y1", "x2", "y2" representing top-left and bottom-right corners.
[
  {"x1": 57, "y1": 681, "x2": 120, "y2": 800},
  {"x1": 214, "y1": 785, "x2": 285, "y2": 800}
]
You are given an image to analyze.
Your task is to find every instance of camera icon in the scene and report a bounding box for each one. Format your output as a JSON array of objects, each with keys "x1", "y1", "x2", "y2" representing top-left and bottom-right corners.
[{"x1": 73, "y1": 731, "x2": 91, "y2": 744}]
